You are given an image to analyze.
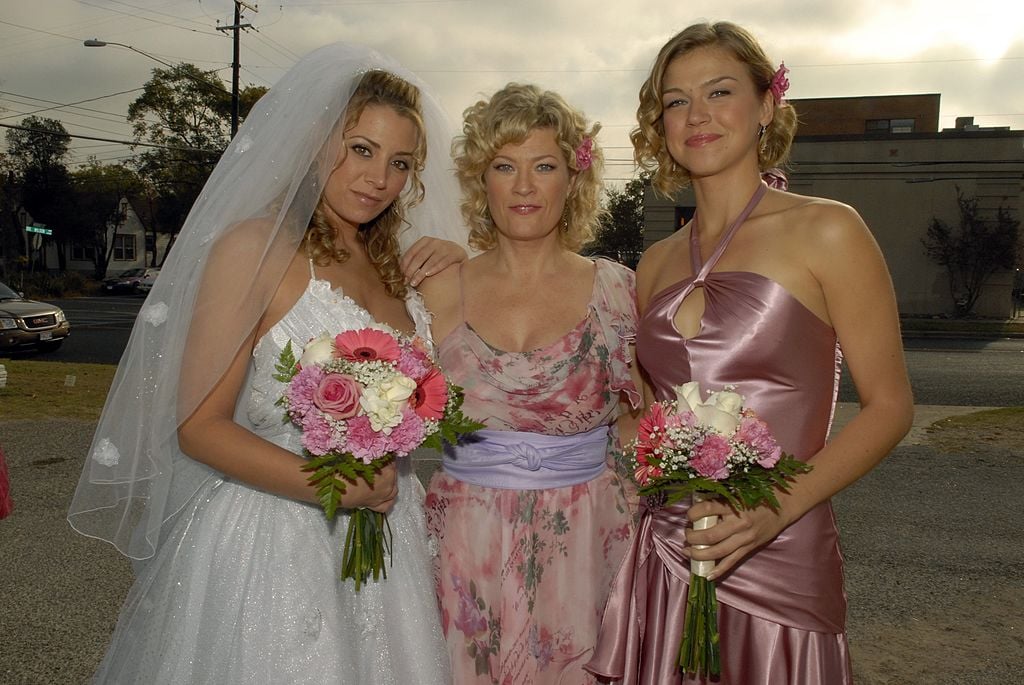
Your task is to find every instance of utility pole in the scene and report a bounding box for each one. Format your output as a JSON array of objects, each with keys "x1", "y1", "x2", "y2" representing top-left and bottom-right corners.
[{"x1": 216, "y1": 1, "x2": 257, "y2": 136}]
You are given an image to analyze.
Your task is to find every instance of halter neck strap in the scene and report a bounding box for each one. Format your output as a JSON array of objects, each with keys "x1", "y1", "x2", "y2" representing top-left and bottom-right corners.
[{"x1": 688, "y1": 182, "x2": 768, "y2": 284}]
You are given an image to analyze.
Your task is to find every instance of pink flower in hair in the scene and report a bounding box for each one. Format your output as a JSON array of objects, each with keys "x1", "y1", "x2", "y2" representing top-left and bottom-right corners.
[
  {"x1": 575, "y1": 137, "x2": 594, "y2": 171},
  {"x1": 769, "y1": 62, "x2": 790, "y2": 103}
]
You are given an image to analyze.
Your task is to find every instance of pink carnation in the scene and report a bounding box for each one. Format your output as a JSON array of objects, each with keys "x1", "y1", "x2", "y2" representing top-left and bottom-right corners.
[
  {"x1": 344, "y1": 414, "x2": 392, "y2": 464},
  {"x1": 737, "y1": 416, "x2": 782, "y2": 468},
  {"x1": 286, "y1": 365, "x2": 326, "y2": 420},
  {"x1": 397, "y1": 343, "x2": 432, "y2": 381},
  {"x1": 389, "y1": 408, "x2": 427, "y2": 455},
  {"x1": 690, "y1": 433, "x2": 732, "y2": 480},
  {"x1": 300, "y1": 411, "x2": 337, "y2": 456}
]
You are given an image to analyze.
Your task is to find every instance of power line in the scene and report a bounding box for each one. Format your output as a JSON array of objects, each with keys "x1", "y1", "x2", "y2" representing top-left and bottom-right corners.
[
  {"x1": 77, "y1": 0, "x2": 227, "y2": 38},
  {"x1": 0, "y1": 122, "x2": 221, "y2": 154}
]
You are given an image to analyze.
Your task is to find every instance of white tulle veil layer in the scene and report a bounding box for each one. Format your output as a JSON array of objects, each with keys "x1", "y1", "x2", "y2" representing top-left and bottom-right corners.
[{"x1": 68, "y1": 43, "x2": 467, "y2": 560}]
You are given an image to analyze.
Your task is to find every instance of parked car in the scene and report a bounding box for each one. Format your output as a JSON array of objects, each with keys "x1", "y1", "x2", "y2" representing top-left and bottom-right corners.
[
  {"x1": 136, "y1": 268, "x2": 161, "y2": 294},
  {"x1": 0, "y1": 282, "x2": 71, "y2": 353},
  {"x1": 103, "y1": 267, "x2": 160, "y2": 295}
]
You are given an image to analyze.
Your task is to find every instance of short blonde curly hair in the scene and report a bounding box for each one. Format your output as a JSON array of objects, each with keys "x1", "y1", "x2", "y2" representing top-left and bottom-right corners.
[
  {"x1": 453, "y1": 82, "x2": 606, "y2": 253},
  {"x1": 633, "y1": 21, "x2": 798, "y2": 198},
  {"x1": 305, "y1": 69, "x2": 427, "y2": 298}
]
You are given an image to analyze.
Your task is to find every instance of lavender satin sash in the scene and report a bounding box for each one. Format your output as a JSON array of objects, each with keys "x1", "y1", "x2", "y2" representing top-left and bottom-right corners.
[{"x1": 442, "y1": 426, "x2": 609, "y2": 490}]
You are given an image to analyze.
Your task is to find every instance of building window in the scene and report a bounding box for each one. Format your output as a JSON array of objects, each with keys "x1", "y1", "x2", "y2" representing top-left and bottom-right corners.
[
  {"x1": 865, "y1": 118, "x2": 915, "y2": 134},
  {"x1": 113, "y1": 234, "x2": 136, "y2": 261},
  {"x1": 71, "y1": 245, "x2": 96, "y2": 261},
  {"x1": 675, "y1": 206, "x2": 696, "y2": 232}
]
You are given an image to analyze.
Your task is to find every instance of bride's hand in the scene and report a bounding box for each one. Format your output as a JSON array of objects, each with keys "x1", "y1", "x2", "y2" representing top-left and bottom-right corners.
[
  {"x1": 400, "y1": 237, "x2": 467, "y2": 286},
  {"x1": 343, "y1": 462, "x2": 398, "y2": 512},
  {"x1": 683, "y1": 498, "x2": 791, "y2": 580}
]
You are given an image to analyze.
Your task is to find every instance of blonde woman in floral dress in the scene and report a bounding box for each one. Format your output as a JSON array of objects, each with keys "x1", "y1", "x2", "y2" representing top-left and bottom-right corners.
[{"x1": 421, "y1": 83, "x2": 641, "y2": 684}]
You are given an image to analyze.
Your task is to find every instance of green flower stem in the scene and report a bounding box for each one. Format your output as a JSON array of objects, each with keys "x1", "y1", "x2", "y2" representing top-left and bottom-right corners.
[
  {"x1": 679, "y1": 575, "x2": 721, "y2": 677},
  {"x1": 341, "y1": 509, "x2": 393, "y2": 591}
]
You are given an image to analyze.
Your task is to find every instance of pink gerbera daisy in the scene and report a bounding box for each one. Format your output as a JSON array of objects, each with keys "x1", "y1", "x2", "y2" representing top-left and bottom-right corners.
[
  {"x1": 411, "y1": 368, "x2": 448, "y2": 419},
  {"x1": 334, "y1": 328, "x2": 401, "y2": 363}
]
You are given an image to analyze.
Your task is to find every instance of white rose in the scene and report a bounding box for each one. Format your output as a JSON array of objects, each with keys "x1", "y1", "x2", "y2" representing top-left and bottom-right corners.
[
  {"x1": 675, "y1": 381, "x2": 703, "y2": 412},
  {"x1": 359, "y1": 376, "x2": 416, "y2": 433},
  {"x1": 707, "y1": 389, "x2": 744, "y2": 417},
  {"x1": 674, "y1": 381, "x2": 740, "y2": 435},
  {"x1": 299, "y1": 334, "x2": 335, "y2": 367}
]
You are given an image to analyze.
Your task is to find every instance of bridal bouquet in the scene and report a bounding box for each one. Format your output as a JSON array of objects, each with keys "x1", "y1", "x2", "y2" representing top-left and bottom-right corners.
[
  {"x1": 276, "y1": 327, "x2": 483, "y2": 590},
  {"x1": 629, "y1": 381, "x2": 811, "y2": 677}
]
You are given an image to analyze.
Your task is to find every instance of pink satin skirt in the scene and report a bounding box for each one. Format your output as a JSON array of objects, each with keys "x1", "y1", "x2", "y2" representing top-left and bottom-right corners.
[{"x1": 585, "y1": 502, "x2": 852, "y2": 684}]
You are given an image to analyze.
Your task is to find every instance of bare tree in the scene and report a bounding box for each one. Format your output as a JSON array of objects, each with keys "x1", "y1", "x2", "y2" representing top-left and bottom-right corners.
[{"x1": 922, "y1": 187, "x2": 1021, "y2": 317}]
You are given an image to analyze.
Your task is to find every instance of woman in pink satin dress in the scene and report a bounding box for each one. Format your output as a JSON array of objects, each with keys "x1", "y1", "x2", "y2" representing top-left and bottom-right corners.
[{"x1": 585, "y1": 21, "x2": 913, "y2": 684}]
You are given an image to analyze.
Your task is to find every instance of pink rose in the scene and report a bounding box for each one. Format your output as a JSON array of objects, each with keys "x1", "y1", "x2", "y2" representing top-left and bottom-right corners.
[{"x1": 313, "y1": 373, "x2": 361, "y2": 420}]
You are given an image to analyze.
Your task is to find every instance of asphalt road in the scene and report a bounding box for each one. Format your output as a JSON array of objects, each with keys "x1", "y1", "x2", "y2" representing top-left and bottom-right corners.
[{"x1": 18, "y1": 295, "x2": 1024, "y2": 408}]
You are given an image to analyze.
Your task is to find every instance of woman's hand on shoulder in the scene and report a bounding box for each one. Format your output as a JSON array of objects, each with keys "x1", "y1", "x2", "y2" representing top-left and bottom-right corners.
[
  {"x1": 400, "y1": 236, "x2": 468, "y2": 287},
  {"x1": 415, "y1": 258, "x2": 463, "y2": 344}
]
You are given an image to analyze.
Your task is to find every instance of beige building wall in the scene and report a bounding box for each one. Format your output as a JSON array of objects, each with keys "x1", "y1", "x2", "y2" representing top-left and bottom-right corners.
[{"x1": 644, "y1": 131, "x2": 1023, "y2": 318}]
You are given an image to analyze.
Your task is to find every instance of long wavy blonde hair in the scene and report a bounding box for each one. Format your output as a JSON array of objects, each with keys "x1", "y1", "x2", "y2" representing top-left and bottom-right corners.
[
  {"x1": 633, "y1": 21, "x2": 798, "y2": 198},
  {"x1": 304, "y1": 70, "x2": 427, "y2": 297},
  {"x1": 454, "y1": 83, "x2": 606, "y2": 253}
]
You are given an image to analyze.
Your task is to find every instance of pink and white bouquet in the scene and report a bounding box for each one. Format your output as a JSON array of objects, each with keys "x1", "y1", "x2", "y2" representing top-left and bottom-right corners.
[
  {"x1": 276, "y1": 327, "x2": 483, "y2": 590},
  {"x1": 628, "y1": 381, "x2": 811, "y2": 677}
]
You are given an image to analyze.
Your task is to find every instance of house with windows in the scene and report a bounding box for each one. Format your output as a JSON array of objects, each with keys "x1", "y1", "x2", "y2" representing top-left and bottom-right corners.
[
  {"x1": 642, "y1": 94, "x2": 1023, "y2": 317},
  {"x1": 37, "y1": 198, "x2": 169, "y2": 277}
]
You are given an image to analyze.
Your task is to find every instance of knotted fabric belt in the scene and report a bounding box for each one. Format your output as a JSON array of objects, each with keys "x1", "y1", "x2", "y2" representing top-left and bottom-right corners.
[{"x1": 442, "y1": 425, "x2": 609, "y2": 490}]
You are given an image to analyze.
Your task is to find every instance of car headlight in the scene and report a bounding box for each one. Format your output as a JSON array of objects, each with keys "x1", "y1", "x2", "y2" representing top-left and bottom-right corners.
[
  {"x1": 56, "y1": 310, "x2": 67, "y2": 323},
  {"x1": 0, "y1": 317, "x2": 16, "y2": 330}
]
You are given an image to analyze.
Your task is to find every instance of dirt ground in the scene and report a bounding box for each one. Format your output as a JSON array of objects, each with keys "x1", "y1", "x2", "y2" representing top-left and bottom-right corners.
[{"x1": 837, "y1": 412, "x2": 1023, "y2": 685}]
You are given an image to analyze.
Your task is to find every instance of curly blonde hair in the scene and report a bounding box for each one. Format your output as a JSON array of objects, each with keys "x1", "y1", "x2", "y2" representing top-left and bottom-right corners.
[
  {"x1": 633, "y1": 21, "x2": 798, "y2": 198},
  {"x1": 304, "y1": 69, "x2": 427, "y2": 298},
  {"x1": 453, "y1": 82, "x2": 606, "y2": 253}
]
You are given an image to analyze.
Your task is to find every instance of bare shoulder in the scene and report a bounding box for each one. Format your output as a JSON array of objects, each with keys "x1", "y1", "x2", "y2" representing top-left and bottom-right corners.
[
  {"x1": 776, "y1": 193, "x2": 869, "y2": 244},
  {"x1": 773, "y1": 193, "x2": 886, "y2": 284}
]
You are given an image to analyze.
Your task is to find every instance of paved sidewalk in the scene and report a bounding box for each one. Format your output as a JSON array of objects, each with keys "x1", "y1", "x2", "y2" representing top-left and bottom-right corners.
[{"x1": 1, "y1": 405, "x2": 1020, "y2": 684}]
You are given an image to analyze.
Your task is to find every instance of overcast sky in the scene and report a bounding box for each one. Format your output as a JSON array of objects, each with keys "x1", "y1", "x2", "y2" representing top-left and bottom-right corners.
[{"x1": 2, "y1": 0, "x2": 1021, "y2": 183}]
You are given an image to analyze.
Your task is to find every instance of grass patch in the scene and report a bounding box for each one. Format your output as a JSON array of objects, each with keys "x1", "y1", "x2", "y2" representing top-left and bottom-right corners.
[
  {"x1": 925, "y1": 407, "x2": 1024, "y2": 454},
  {"x1": 0, "y1": 359, "x2": 115, "y2": 421}
]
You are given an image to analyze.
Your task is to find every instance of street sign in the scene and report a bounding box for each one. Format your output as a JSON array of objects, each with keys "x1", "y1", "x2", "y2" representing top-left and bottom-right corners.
[{"x1": 25, "y1": 225, "x2": 52, "y2": 235}]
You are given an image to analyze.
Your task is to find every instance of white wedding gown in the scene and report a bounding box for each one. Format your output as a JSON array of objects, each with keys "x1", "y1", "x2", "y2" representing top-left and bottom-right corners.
[{"x1": 93, "y1": 276, "x2": 451, "y2": 684}]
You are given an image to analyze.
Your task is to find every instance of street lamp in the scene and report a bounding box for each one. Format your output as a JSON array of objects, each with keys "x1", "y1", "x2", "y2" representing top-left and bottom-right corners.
[{"x1": 83, "y1": 39, "x2": 178, "y2": 70}]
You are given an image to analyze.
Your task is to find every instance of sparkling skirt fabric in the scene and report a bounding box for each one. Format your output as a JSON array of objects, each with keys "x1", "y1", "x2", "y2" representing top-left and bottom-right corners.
[{"x1": 91, "y1": 279, "x2": 450, "y2": 684}]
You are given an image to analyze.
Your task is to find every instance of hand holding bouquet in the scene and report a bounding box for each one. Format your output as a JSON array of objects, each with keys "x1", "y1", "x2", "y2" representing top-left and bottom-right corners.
[
  {"x1": 628, "y1": 381, "x2": 811, "y2": 677},
  {"x1": 276, "y1": 327, "x2": 483, "y2": 590}
]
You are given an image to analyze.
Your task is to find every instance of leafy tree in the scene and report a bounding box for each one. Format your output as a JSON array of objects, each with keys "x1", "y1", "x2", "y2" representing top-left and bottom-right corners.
[
  {"x1": 4, "y1": 117, "x2": 73, "y2": 269},
  {"x1": 68, "y1": 162, "x2": 143, "y2": 279},
  {"x1": 922, "y1": 187, "x2": 1021, "y2": 317},
  {"x1": 587, "y1": 173, "x2": 648, "y2": 268},
  {"x1": 128, "y1": 65, "x2": 267, "y2": 240}
]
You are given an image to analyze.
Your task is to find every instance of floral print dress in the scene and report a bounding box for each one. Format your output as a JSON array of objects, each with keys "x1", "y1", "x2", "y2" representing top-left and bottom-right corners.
[{"x1": 425, "y1": 258, "x2": 639, "y2": 684}]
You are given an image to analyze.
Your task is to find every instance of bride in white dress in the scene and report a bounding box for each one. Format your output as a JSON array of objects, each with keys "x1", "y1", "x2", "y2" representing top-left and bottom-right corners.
[{"x1": 67, "y1": 44, "x2": 467, "y2": 683}]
